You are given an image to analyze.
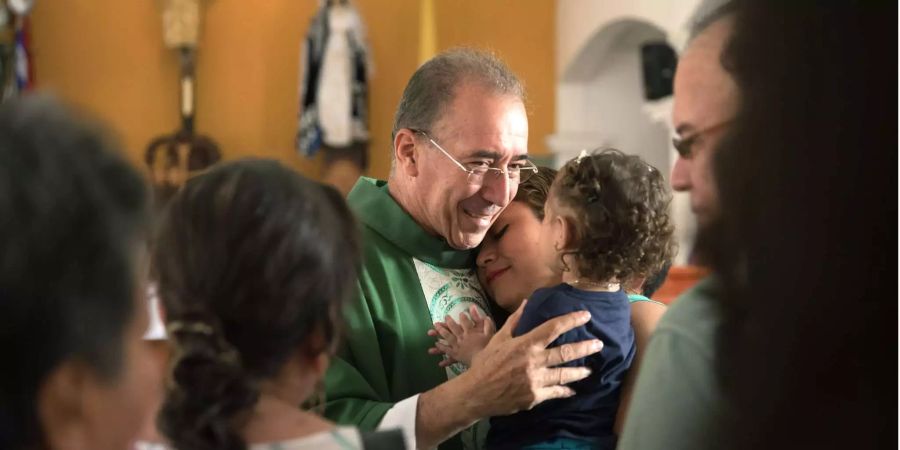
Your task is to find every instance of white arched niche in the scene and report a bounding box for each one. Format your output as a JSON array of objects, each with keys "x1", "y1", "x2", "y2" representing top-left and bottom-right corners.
[{"x1": 547, "y1": 18, "x2": 671, "y2": 177}]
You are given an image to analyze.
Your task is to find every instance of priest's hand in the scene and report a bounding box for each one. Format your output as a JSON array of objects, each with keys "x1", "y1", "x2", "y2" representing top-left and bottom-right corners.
[
  {"x1": 463, "y1": 299, "x2": 601, "y2": 415},
  {"x1": 414, "y1": 300, "x2": 602, "y2": 449}
]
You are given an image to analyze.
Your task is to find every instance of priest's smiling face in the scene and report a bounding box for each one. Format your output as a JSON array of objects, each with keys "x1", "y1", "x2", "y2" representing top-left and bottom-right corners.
[{"x1": 410, "y1": 82, "x2": 529, "y2": 250}]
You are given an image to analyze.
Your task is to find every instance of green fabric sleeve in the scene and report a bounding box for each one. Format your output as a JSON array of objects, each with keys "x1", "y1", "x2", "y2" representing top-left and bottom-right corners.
[
  {"x1": 322, "y1": 228, "x2": 454, "y2": 447},
  {"x1": 328, "y1": 180, "x2": 476, "y2": 449},
  {"x1": 324, "y1": 284, "x2": 396, "y2": 430}
]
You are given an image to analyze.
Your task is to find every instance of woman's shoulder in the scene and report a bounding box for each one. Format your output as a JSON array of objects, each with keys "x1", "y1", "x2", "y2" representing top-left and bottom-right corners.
[{"x1": 249, "y1": 426, "x2": 362, "y2": 450}]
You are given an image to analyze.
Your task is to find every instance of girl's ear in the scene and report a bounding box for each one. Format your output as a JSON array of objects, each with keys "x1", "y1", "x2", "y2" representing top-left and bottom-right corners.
[{"x1": 552, "y1": 213, "x2": 575, "y2": 251}]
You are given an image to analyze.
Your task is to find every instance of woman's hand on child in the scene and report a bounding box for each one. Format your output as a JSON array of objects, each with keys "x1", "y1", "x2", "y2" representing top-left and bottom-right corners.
[{"x1": 427, "y1": 305, "x2": 496, "y2": 366}]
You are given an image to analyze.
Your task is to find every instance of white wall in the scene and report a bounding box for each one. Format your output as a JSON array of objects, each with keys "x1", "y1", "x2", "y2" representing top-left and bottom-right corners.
[
  {"x1": 551, "y1": 0, "x2": 704, "y2": 265},
  {"x1": 553, "y1": 43, "x2": 670, "y2": 171},
  {"x1": 556, "y1": 0, "x2": 702, "y2": 77}
]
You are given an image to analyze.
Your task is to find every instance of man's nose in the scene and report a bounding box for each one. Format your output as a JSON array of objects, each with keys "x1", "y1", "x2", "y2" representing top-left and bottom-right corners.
[
  {"x1": 671, "y1": 156, "x2": 692, "y2": 192},
  {"x1": 479, "y1": 170, "x2": 512, "y2": 207}
]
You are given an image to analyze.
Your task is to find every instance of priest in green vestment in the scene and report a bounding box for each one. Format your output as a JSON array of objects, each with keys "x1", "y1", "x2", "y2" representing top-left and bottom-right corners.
[{"x1": 323, "y1": 49, "x2": 602, "y2": 450}]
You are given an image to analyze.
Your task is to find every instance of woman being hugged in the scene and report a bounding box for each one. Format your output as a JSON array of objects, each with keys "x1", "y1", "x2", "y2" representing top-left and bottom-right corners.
[
  {"x1": 433, "y1": 150, "x2": 676, "y2": 449},
  {"x1": 153, "y1": 158, "x2": 393, "y2": 450}
]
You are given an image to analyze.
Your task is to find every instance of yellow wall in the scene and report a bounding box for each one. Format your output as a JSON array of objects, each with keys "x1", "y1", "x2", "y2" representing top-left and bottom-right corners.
[
  {"x1": 434, "y1": 0, "x2": 556, "y2": 158},
  {"x1": 30, "y1": 0, "x2": 553, "y2": 181}
]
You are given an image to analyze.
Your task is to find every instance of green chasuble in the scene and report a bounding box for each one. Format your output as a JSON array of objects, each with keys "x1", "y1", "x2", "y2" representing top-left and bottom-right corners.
[{"x1": 324, "y1": 178, "x2": 490, "y2": 450}]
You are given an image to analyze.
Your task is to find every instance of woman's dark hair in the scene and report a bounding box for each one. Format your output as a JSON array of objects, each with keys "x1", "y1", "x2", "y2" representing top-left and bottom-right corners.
[
  {"x1": 641, "y1": 261, "x2": 671, "y2": 298},
  {"x1": 553, "y1": 149, "x2": 676, "y2": 283},
  {"x1": 514, "y1": 165, "x2": 557, "y2": 220},
  {"x1": 0, "y1": 96, "x2": 149, "y2": 449},
  {"x1": 153, "y1": 158, "x2": 361, "y2": 450},
  {"x1": 706, "y1": 1, "x2": 895, "y2": 448}
]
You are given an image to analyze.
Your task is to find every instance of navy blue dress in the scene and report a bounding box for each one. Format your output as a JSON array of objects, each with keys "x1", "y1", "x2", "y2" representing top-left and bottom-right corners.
[{"x1": 486, "y1": 283, "x2": 635, "y2": 450}]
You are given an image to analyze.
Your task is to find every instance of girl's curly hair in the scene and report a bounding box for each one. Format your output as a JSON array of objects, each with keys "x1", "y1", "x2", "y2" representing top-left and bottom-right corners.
[{"x1": 553, "y1": 149, "x2": 676, "y2": 283}]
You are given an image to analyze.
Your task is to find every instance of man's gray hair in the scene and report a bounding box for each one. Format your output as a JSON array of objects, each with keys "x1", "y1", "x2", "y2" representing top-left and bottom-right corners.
[
  {"x1": 687, "y1": 0, "x2": 736, "y2": 41},
  {"x1": 391, "y1": 48, "x2": 525, "y2": 143}
]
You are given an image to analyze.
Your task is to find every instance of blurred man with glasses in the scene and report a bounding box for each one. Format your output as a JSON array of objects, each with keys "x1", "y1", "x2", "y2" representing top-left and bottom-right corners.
[
  {"x1": 618, "y1": 2, "x2": 740, "y2": 449},
  {"x1": 324, "y1": 49, "x2": 603, "y2": 450}
]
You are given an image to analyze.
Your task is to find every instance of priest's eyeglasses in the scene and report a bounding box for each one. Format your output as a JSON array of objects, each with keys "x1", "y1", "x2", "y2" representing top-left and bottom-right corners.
[{"x1": 409, "y1": 129, "x2": 538, "y2": 185}]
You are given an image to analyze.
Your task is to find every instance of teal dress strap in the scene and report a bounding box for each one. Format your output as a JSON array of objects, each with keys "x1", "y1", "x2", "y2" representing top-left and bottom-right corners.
[{"x1": 627, "y1": 294, "x2": 666, "y2": 306}]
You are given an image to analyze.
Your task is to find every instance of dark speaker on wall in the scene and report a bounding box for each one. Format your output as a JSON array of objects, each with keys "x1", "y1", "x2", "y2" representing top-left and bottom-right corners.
[{"x1": 641, "y1": 42, "x2": 677, "y2": 101}]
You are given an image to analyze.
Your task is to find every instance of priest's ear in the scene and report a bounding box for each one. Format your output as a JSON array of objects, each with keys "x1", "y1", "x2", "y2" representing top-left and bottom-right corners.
[{"x1": 392, "y1": 129, "x2": 420, "y2": 178}]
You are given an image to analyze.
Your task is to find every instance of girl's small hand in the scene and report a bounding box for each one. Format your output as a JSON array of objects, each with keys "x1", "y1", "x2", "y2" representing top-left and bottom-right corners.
[
  {"x1": 427, "y1": 305, "x2": 496, "y2": 366},
  {"x1": 427, "y1": 327, "x2": 459, "y2": 367}
]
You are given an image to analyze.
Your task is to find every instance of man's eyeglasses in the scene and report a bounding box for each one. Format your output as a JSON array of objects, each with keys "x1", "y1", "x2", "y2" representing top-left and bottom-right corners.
[
  {"x1": 672, "y1": 120, "x2": 733, "y2": 159},
  {"x1": 409, "y1": 129, "x2": 539, "y2": 185}
]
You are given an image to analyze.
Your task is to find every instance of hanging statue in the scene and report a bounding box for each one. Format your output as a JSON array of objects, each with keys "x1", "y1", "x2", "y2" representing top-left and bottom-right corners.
[
  {"x1": 297, "y1": 0, "x2": 372, "y2": 194},
  {"x1": 1, "y1": 0, "x2": 35, "y2": 103}
]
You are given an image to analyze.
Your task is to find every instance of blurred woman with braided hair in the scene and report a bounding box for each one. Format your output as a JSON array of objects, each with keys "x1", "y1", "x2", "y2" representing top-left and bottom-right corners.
[{"x1": 152, "y1": 158, "x2": 403, "y2": 450}]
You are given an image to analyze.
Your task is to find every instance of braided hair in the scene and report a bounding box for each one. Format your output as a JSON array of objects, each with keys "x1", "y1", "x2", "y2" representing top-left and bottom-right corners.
[{"x1": 152, "y1": 158, "x2": 360, "y2": 450}]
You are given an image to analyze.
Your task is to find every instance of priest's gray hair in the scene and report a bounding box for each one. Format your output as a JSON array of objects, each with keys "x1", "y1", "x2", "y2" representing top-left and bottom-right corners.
[{"x1": 391, "y1": 48, "x2": 524, "y2": 161}]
